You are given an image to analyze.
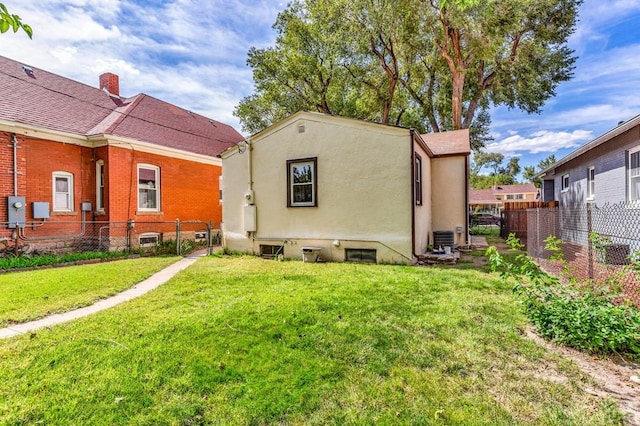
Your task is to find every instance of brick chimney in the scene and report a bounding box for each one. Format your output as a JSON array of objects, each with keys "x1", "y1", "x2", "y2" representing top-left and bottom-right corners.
[{"x1": 99, "y1": 72, "x2": 119, "y2": 96}]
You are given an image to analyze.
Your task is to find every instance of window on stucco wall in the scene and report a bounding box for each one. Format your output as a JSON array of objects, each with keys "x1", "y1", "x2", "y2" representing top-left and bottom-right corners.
[{"x1": 287, "y1": 157, "x2": 317, "y2": 207}]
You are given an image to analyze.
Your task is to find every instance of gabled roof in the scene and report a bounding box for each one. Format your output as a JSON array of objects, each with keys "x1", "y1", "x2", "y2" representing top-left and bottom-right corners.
[
  {"x1": 421, "y1": 129, "x2": 470, "y2": 156},
  {"x1": 536, "y1": 112, "x2": 640, "y2": 178},
  {"x1": 0, "y1": 55, "x2": 243, "y2": 157},
  {"x1": 469, "y1": 189, "x2": 500, "y2": 204}
]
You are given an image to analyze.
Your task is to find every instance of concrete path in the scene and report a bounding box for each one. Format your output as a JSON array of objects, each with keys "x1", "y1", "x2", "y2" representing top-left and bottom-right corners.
[
  {"x1": 0, "y1": 250, "x2": 208, "y2": 339},
  {"x1": 470, "y1": 235, "x2": 489, "y2": 248}
]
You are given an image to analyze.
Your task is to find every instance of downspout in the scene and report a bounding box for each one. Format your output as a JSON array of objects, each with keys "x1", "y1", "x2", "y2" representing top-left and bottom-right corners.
[
  {"x1": 410, "y1": 129, "x2": 417, "y2": 261},
  {"x1": 12, "y1": 133, "x2": 18, "y2": 196},
  {"x1": 465, "y1": 154, "x2": 470, "y2": 245}
]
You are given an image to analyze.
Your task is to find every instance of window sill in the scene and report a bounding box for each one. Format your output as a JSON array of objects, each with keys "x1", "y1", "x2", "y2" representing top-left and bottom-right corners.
[
  {"x1": 94, "y1": 210, "x2": 107, "y2": 216},
  {"x1": 136, "y1": 211, "x2": 163, "y2": 215},
  {"x1": 51, "y1": 211, "x2": 76, "y2": 216}
]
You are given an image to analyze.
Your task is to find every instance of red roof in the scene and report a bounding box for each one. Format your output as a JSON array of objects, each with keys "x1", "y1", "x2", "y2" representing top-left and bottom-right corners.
[{"x1": 0, "y1": 55, "x2": 243, "y2": 156}]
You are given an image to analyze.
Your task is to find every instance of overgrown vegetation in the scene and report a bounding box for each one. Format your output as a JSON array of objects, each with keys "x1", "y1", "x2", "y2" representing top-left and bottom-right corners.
[
  {"x1": 0, "y1": 250, "x2": 128, "y2": 271},
  {"x1": 488, "y1": 234, "x2": 640, "y2": 360}
]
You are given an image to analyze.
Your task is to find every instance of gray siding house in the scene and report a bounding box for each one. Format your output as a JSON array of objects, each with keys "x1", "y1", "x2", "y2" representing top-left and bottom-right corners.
[
  {"x1": 538, "y1": 114, "x2": 640, "y2": 206},
  {"x1": 535, "y1": 114, "x2": 640, "y2": 255}
]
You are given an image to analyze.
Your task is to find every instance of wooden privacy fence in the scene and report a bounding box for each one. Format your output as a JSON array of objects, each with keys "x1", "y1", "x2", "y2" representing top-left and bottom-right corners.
[{"x1": 501, "y1": 201, "x2": 558, "y2": 241}]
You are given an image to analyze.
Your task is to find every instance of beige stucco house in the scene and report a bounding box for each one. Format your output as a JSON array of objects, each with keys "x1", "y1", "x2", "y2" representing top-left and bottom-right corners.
[{"x1": 220, "y1": 112, "x2": 470, "y2": 264}]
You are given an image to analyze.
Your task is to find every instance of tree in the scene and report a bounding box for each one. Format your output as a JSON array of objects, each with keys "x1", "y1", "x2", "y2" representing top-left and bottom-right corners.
[
  {"x1": 0, "y1": 4, "x2": 32, "y2": 38},
  {"x1": 522, "y1": 154, "x2": 557, "y2": 186},
  {"x1": 236, "y1": 0, "x2": 581, "y2": 140}
]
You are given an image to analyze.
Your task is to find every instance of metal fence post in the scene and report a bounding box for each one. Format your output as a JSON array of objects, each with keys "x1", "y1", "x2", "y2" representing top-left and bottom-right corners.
[
  {"x1": 208, "y1": 220, "x2": 213, "y2": 255},
  {"x1": 176, "y1": 219, "x2": 181, "y2": 256}
]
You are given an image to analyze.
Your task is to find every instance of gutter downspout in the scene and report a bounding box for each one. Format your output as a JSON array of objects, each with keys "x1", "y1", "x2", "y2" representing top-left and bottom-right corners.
[
  {"x1": 465, "y1": 154, "x2": 470, "y2": 245},
  {"x1": 12, "y1": 133, "x2": 18, "y2": 196},
  {"x1": 410, "y1": 129, "x2": 417, "y2": 262}
]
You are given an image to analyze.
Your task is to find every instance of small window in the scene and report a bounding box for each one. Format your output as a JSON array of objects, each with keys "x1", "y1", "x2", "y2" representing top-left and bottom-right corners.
[
  {"x1": 505, "y1": 194, "x2": 524, "y2": 200},
  {"x1": 52, "y1": 172, "x2": 74, "y2": 212},
  {"x1": 260, "y1": 244, "x2": 284, "y2": 258},
  {"x1": 415, "y1": 153, "x2": 423, "y2": 205},
  {"x1": 586, "y1": 166, "x2": 595, "y2": 200},
  {"x1": 138, "y1": 164, "x2": 160, "y2": 211},
  {"x1": 96, "y1": 160, "x2": 105, "y2": 211},
  {"x1": 628, "y1": 148, "x2": 640, "y2": 202},
  {"x1": 287, "y1": 157, "x2": 317, "y2": 207},
  {"x1": 139, "y1": 233, "x2": 160, "y2": 247},
  {"x1": 561, "y1": 174, "x2": 570, "y2": 192},
  {"x1": 345, "y1": 248, "x2": 377, "y2": 264}
]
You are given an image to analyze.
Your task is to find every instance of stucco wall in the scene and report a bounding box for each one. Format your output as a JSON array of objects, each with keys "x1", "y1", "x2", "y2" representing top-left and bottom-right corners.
[
  {"x1": 222, "y1": 113, "x2": 414, "y2": 264},
  {"x1": 431, "y1": 156, "x2": 467, "y2": 246},
  {"x1": 413, "y1": 143, "x2": 432, "y2": 255}
]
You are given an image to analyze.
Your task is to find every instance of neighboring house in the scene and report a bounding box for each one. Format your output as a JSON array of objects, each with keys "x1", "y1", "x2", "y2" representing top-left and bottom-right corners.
[
  {"x1": 537, "y1": 113, "x2": 640, "y2": 206},
  {"x1": 0, "y1": 55, "x2": 243, "y2": 251},
  {"x1": 532, "y1": 114, "x2": 640, "y2": 257},
  {"x1": 220, "y1": 111, "x2": 470, "y2": 264},
  {"x1": 469, "y1": 184, "x2": 539, "y2": 213}
]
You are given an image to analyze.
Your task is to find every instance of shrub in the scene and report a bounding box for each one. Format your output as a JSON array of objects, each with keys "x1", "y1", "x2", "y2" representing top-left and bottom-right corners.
[{"x1": 487, "y1": 234, "x2": 640, "y2": 360}]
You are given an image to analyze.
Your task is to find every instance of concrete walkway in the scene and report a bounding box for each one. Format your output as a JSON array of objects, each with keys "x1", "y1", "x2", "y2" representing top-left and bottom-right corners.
[{"x1": 0, "y1": 250, "x2": 208, "y2": 339}]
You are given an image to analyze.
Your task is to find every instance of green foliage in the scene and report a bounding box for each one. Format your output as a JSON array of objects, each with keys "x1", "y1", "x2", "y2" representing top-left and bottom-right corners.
[
  {"x1": 236, "y1": 0, "x2": 581, "y2": 134},
  {"x1": 488, "y1": 233, "x2": 640, "y2": 360},
  {"x1": 0, "y1": 3, "x2": 32, "y2": 38},
  {"x1": 0, "y1": 250, "x2": 126, "y2": 270},
  {"x1": 0, "y1": 257, "x2": 624, "y2": 423}
]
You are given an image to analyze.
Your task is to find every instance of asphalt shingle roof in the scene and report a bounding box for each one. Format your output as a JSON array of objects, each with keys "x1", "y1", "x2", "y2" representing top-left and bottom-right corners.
[{"x1": 0, "y1": 55, "x2": 243, "y2": 156}]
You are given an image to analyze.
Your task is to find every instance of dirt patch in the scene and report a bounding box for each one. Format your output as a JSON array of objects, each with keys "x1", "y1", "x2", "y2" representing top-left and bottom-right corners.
[{"x1": 526, "y1": 328, "x2": 640, "y2": 425}]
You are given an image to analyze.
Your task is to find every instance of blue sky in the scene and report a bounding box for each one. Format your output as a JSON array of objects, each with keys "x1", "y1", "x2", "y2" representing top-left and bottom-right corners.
[{"x1": 1, "y1": 0, "x2": 639, "y2": 170}]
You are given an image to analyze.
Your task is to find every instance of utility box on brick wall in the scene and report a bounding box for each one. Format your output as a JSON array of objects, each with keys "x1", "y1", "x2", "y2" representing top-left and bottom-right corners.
[{"x1": 7, "y1": 196, "x2": 26, "y2": 228}]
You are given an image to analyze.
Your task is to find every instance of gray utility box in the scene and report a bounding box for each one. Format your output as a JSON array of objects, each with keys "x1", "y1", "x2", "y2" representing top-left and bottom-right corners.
[
  {"x1": 33, "y1": 202, "x2": 50, "y2": 219},
  {"x1": 7, "y1": 196, "x2": 26, "y2": 228}
]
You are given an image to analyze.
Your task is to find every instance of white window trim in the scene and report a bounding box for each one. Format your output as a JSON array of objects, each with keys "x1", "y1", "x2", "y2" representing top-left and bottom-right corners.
[
  {"x1": 586, "y1": 166, "x2": 595, "y2": 201},
  {"x1": 561, "y1": 174, "x2": 570, "y2": 193},
  {"x1": 96, "y1": 160, "x2": 105, "y2": 211},
  {"x1": 137, "y1": 164, "x2": 160, "y2": 212},
  {"x1": 52, "y1": 171, "x2": 74, "y2": 212},
  {"x1": 139, "y1": 232, "x2": 160, "y2": 247},
  {"x1": 628, "y1": 146, "x2": 640, "y2": 203}
]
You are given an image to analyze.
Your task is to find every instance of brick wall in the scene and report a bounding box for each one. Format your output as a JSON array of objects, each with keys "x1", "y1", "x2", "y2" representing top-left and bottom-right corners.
[{"x1": 0, "y1": 132, "x2": 223, "y2": 245}]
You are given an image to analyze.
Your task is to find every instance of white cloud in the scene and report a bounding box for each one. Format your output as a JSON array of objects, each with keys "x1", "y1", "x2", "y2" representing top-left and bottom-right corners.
[{"x1": 486, "y1": 130, "x2": 593, "y2": 157}]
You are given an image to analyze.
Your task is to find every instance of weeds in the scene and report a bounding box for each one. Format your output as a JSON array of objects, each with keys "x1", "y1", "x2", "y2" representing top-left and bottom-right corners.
[{"x1": 488, "y1": 233, "x2": 640, "y2": 360}]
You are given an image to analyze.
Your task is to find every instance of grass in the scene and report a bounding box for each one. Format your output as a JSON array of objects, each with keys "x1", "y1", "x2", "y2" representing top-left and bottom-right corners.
[
  {"x1": 0, "y1": 256, "x2": 180, "y2": 327},
  {"x1": 0, "y1": 256, "x2": 624, "y2": 425}
]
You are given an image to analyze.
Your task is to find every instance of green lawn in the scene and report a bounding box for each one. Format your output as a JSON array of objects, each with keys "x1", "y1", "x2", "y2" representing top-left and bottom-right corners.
[
  {"x1": 0, "y1": 256, "x2": 180, "y2": 327},
  {"x1": 0, "y1": 256, "x2": 623, "y2": 425}
]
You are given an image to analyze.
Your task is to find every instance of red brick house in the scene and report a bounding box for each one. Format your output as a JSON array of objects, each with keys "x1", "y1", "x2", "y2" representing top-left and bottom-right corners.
[{"x1": 0, "y1": 55, "x2": 243, "y2": 252}]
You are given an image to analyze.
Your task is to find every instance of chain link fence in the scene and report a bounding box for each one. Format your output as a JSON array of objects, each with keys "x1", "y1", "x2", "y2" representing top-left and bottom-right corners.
[
  {"x1": 523, "y1": 203, "x2": 640, "y2": 306},
  {"x1": 1, "y1": 219, "x2": 219, "y2": 256}
]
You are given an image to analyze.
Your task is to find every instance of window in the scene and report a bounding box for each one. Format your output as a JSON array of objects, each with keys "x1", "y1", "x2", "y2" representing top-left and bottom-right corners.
[
  {"x1": 345, "y1": 248, "x2": 377, "y2": 263},
  {"x1": 561, "y1": 174, "x2": 570, "y2": 192},
  {"x1": 52, "y1": 172, "x2": 73, "y2": 212},
  {"x1": 414, "y1": 153, "x2": 423, "y2": 205},
  {"x1": 287, "y1": 157, "x2": 317, "y2": 207},
  {"x1": 629, "y1": 147, "x2": 640, "y2": 202},
  {"x1": 505, "y1": 194, "x2": 524, "y2": 200},
  {"x1": 587, "y1": 166, "x2": 595, "y2": 200},
  {"x1": 96, "y1": 160, "x2": 105, "y2": 211},
  {"x1": 138, "y1": 164, "x2": 160, "y2": 211},
  {"x1": 139, "y1": 232, "x2": 160, "y2": 247}
]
